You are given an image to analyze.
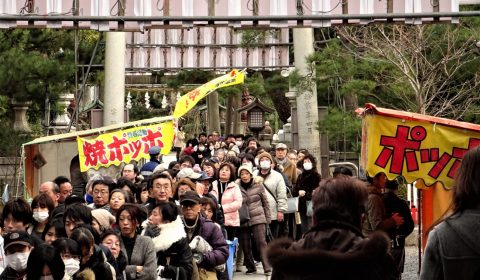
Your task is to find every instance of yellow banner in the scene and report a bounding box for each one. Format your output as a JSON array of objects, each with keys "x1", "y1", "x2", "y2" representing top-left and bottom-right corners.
[
  {"x1": 77, "y1": 122, "x2": 175, "y2": 172},
  {"x1": 173, "y1": 69, "x2": 245, "y2": 119},
  {"x1": 361, "y1": 114, "x2": 480, "y2": 188}
]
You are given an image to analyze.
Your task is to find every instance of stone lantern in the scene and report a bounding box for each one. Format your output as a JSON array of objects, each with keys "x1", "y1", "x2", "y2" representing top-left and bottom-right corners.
[{"x1": 237, "y1": 98, "x2": 274, "y2": 145}]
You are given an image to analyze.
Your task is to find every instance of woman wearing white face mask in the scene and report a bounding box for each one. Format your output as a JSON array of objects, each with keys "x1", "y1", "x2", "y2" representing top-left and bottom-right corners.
[
  {"x1": 29, "y1": 193, "x2": 55, "y2": 241},
  {"x1": 26, "y1": 243, "x2": 66, "y2": 280},
  {"x1": 52, "y1": 238, "x2": 82, "y2": 279},
  {"x1": 293, "y1": 154, "x2": 321, "y2": 234},
  {"x1": 192, "y1": 143, "x2": 211, "y2": 166}
]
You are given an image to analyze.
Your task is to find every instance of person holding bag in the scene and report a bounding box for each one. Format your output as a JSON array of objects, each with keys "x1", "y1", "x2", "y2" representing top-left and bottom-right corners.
[
  {"x1": 293, "y1": 154, "x2": 321, "y2": 234},
  {"x1": 236, "y1": 164, "x2": 272, "y2": 276}
]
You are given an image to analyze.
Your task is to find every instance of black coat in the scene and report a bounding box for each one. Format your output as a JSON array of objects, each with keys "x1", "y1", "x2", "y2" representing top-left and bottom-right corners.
[
  {"x1": 293, "y1": 170, "x2": 321, "y2": 214},
  {"x1": 267, "y1": 220, "x2": 397, "y2": 280},
  {"x1": 156, "y1": 238, "x2": 193, "y2": 280},
  {"x1": 146, "y1": 217, "x2": 193, "y2": 280},
  {"x1": 78, "y1": 244, "x2": 114, "y2": 280},
  {"x1": 383, "y1": 191, "x2": 415, "y2": 246}
]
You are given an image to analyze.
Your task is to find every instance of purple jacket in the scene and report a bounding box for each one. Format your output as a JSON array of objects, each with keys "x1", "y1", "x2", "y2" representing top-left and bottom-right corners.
[{"x1": 190, "y1": 216, "x2": 229, "y2": 270}]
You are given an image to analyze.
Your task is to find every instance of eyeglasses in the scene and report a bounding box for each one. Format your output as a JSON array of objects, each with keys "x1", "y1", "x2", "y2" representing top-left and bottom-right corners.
[{"x1": 93, "y1": 190, "x2": 109, "y2": 196}]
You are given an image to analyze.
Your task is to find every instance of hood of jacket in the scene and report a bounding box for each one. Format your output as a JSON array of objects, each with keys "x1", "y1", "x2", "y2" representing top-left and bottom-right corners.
[
  {"x1": 151, "y1": 216, "x2": 187, "y2": 252},
  {"x1": 439, "y1": 209, "x2": 480, "y2": 256}
]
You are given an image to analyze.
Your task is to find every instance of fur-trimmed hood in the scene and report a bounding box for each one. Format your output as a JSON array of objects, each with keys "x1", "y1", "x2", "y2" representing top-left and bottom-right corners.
[
  {"x1": 150, "y1": 216, "x2": 187, "y2": 252},
  {"x1": 266, "y1": 223, "x2": 397, "y2": 280}
]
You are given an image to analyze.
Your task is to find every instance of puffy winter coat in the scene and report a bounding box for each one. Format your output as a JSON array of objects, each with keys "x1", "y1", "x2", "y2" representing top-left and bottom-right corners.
[
  {"x1": 211, "y1": 181, "x2": 242, "y2": 227},
  {"x1": 149, "y1": 217, "x2": 193, "y2": 280},
  {"x1": 236, "y1": 176, "x2": 271, "y2": 226},
  {"x1": 185, "y1": 216, "x2": 229, "y2": 271},
  {"x1": 253, "y1": 169, "x2": 287, "y2": 220}
]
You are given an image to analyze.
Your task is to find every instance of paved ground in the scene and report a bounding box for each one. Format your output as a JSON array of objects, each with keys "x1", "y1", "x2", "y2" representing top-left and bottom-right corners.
[{"x1": 233, "y1": 245, "x2": 420, "y2": 280}]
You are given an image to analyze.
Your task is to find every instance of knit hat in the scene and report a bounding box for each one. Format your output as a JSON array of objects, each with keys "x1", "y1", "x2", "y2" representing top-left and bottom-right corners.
[
  {"x1": 238, "y1": 164, "x2": 253, "y2": 176},
  {"x1": 257, "y1": 152, "x2": 273, "y2": 163},
  {"x1": 92, "y1": 209, "x2": 115, "y2": 230}
]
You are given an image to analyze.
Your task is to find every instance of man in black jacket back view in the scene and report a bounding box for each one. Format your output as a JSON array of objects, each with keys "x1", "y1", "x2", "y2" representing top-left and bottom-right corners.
[{"x1": 384, "y1": 179, "x2": 415, "y2": 279}]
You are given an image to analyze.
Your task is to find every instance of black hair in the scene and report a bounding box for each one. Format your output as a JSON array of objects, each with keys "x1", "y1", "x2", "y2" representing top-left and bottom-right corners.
[
  {"x1": 100, "y1": 229, "x2": 121, "y2": 244},
  {"x1": 299, "y1": 154, "x2": 319, "y2": 172},
  {"x1": 235, "y1": 134, "x2": 244, "y2": 140},
  {"x1": 26, "y1": 243, "x2": 65, "y2": 280},
  {"x1": 116, "y1": 177, "x2": 137, "y2": 195},
  {"x1": 52, "y1": 237, "x2": 81, "y2": 258},
  {"x1": 70, "y1": 226, "x2": 95, "y2": 260},
  {"x1": 199, "y1": 132, "x2": 207, "y2": 138},
  {"x1": 240, "y1": 153, "x2": 256, "y2": 167},
  {"x1": 31, "y1": 193, "x2": 55, "y2": 213},
  {"x1": 73, "y1": 223, "x2": 101, "y2": 245},
  {"x1": 246, "y1": 137, "x2": 259, "y2": 146},
  {"x1": 136, "y1": 181, "x2": 149, "y2": 203},
  {"x1": 333, "y1": 166, "x2": 354, "y2": 177},
  {"x1": 148, "y1": 172, "x2": 173, "y2": 190},
  {"x1": 63, "y1": 204, "x2": 92, "y2": 225},
  {"x1": 116, "y1": 203, "x2": 147, "y2": 227},
  {"x1": 123, "y1": 163, "x2": 139, "y2": 173},
  {"x1": 168, "y1": 161, "x2": 179, "y2": 170},
  {"x1": 218, "y1": 162, "x2": 237, "y2": 182},
  {"x1": 225, "y1": 156, "x2": 241, "y2": 170},
  {"x1": 42, "y1": 218, "x2": 67, "y2": 242},
  {"x1": 53, "y1": 176, "x2": 70, "y2": 186},
  {"x1": 152, "y1": 201, "x2": 179, "y2": 223},
  {"x1": 179, "y1": 155, "x2": 196, "y2": 167},
  {"x1": 200, "y1": 197, "x2": 218, "y2": 223},
  {"x1": 163, "y1": 169, "x2": 179, "y2": 180},
  {"x1": 92, "y1": 179, "x2": 116, "y2": 194},
  {"x1": 2, "y1": 198, "x2": 32, "y2": 227}
]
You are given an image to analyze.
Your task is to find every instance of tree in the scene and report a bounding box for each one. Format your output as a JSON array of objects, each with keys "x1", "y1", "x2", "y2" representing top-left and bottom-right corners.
[
  {"x1": 336, "y1": 23, "x2": 480, "y2": 119},
  {"x1": 0, "y1": 30, "x2": 75, "y2": 109}
]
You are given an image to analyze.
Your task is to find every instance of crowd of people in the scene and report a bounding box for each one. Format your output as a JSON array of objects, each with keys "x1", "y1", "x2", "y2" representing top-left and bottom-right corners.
[{"x1": 1, "y1": 130, "x2": 479, "y2": 280}]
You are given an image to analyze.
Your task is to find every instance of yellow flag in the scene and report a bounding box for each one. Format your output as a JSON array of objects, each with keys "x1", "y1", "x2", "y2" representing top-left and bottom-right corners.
[{"x1": 173, "y1": 69, "x2": 245, "y2": 119}]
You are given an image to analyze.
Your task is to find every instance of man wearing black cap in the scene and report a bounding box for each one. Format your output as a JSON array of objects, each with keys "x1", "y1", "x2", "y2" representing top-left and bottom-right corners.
[
  {"x1": 140, "y1": 146, "x2": 162, "y2": 179},
  {"x1": 384, "y1": 179, "x2": 414, "y2": 279},
  {"x1": 0, "y1": 231, "x2": 33, "y2": 279},
  {"x1": 180, "y1": 191, "x2": 228, "y2": 275}
]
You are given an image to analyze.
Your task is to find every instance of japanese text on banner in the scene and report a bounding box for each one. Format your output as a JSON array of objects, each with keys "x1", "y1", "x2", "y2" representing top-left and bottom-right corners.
[
  {"x1": 77, "y1": 122, "x2": 175, "y2": 172},
  {"x1": 173, "y1": 69, "x2": 245, "y2": 119},
  {"x1": 362, "y1": 114, "x2": 480, "y2": 188}
]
